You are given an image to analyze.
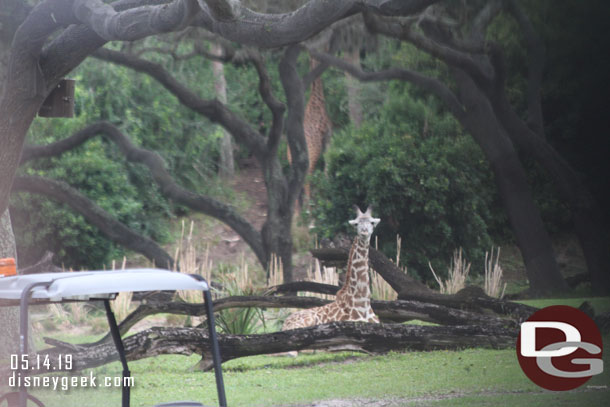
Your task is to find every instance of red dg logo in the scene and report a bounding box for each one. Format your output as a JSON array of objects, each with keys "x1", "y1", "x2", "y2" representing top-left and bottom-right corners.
[{"x1": 516, "y1": 305, "x2": 604, "y2": 391}]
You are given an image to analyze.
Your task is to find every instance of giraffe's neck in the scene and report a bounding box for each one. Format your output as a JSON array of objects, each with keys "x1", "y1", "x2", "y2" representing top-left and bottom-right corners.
[
  {"x1": 308, "y1": 58, "x2": 326, "y2": 106},
  {"x1": 337, "y1": 234, "x2": 372, "y2": 304}
]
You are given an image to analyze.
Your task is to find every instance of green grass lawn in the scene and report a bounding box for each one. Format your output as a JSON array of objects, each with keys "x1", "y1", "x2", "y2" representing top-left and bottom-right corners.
[{"x1": 3, "y1": 297, "x2": 609, "y2": 406}]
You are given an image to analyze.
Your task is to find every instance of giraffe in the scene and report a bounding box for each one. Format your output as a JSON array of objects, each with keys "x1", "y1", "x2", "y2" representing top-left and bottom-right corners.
[
  {"x1": 287, "y1": 55, "x2": 333, "y2": 202},
  {"x1": 282, "y1": 206, "x2": 380, "y2": 330}
]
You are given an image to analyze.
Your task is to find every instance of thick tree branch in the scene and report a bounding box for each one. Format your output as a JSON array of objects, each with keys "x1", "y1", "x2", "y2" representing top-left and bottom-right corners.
[
  {"x1": 20, "y1": 122, "x2": 266, "y2": 267},
  {"x1": 20, "y1": 124, "x2": 101, "y2": 164},
  {"x1": 194, "y1": 0, "x2": 440, "y2": 48},
  {"x1": 470, "y1": 0, "x2": 503, "y2": 41},
  {"x1": 73, "y1": 0, "x2": 198, "y2": 41},
  {"x1": 0, "y1": 0, "x2": 77, "y2": 216},
  {"x1": 310, "y1": 50, "x2": 466, "y2": 121},
  {"x1": 246, "y1": 51, "x2": 286, "y2": 151},
  {"x1": 197, "y1": 0, "x2": 236, "y2": 21},
  {"x1": 279, "y1": 45, "x2": 309, "y2": 203},
  {"x1": 364, "y1": 13, "x2": 492, "y2": 87},
  {"x1": 11, "y1": 175, "x2": 174, "y2": 268},
  {"x1": 40, "y1": 0, "x2": 180, "y2": 87},
  {"x1": 505, "y1": 0, "x2": 545, "y2": 137},
  {"x1": 93, "y1": 48, "x2": 267, "y2": 159},
  {"x1": 133, "y1": 41, "x2": 285, "y2": 148}
]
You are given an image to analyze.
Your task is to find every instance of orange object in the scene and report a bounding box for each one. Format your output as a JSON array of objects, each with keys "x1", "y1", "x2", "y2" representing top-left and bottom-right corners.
[{"x1": 0, "y1": 258, "x2": 17, "y2": 277}]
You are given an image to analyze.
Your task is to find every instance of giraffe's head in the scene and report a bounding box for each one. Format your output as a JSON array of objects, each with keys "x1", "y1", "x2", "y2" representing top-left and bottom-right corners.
[{"x1": 348, "y1": 206, "x2": 380, "y2": 238}]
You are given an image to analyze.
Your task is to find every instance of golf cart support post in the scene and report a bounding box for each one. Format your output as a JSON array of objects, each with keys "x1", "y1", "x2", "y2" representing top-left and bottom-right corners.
[{"x1": 0, "y1": 269, "x2": 227, "y2": 407}]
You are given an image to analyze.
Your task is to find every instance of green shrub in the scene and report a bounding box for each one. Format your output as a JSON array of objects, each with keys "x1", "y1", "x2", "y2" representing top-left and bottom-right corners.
[
  {"x1": 310, "y1": 119, "x2": 498, "y2": 281},
  {"x1": 11, "y1": 136, "x2": 172, "y2": 269}
]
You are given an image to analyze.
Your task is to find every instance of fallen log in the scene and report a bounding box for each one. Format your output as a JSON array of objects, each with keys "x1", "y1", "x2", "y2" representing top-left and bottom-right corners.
[
  {"x1": 264, "y1": 281, "x2": 339, "y2": 296},
  {"x1": 29, "y1": 322, "x2": 518, "y2": 374},
  {"x1": 86, "y1": 294, "x2": 517, "y2": 347}
]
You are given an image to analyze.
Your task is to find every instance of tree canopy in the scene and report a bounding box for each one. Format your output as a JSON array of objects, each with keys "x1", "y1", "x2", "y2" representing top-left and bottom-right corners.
[{"x1": 1, "y1": 0, "x2": 608, "y2": 295}]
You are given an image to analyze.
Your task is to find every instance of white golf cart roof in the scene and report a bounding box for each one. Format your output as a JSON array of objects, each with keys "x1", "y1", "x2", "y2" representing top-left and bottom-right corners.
[{"x1": 0, "y1": 268, "x2": 208, "y2": 303}]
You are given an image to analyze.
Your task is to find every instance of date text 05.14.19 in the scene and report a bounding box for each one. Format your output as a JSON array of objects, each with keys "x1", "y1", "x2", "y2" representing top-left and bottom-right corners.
[{"x1": 11, "y1": 354, "x2": 73, "y2": 371}]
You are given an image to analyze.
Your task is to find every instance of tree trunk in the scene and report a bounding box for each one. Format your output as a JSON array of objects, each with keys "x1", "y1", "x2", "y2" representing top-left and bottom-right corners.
[
  {"x1": 489, "y1": 90, "x2": 610, "y2": 295},
  {"x1": 211, "y1": 42, "x2": 234, "y2": 178},
  {"x1": 261, "y1": 203, "x2": 294, "y2": 282},
  {"x1": 0, "y1": 210, "x2": 19, "y2": 362},
  {"x1": 344, "y1": 49, "x2": 363, "y2": 127},
  {"x1": 455, "y1": 72, "x2": 567, "y2": 295},
  {"x1": 571, "y1": 207, "x2": 610, "y2": 294}
]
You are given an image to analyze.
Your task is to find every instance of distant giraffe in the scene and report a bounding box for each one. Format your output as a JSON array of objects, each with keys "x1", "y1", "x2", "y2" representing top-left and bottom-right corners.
[
  {"x1": 282, "y1": 206, "x2": 380, "y2": 330},
  {"x1": 287, "y1": 55, "x2": 332, "y2": 202}
]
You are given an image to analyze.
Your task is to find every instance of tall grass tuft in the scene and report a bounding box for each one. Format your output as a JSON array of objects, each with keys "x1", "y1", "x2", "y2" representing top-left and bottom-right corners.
[
  {"x1": 112, "y1": 291, "x2": 133, "y2": 322},
  {"x1": 396, "y1": 235, "x2": 409, "y2": 274},
  {"x1": 370, "y1": 234, "x2": 403, "y2": 300},
  {"x1": 429, "y1": 248, "x2": 471, "y2": 294},
  {"x1": 485, "y1": 247, "x2": 507, "y2": 299},
  {"x1": 267, "y1": 253, "x2": 283, "y2": 288},
  {"x1": 47, "y1": 303, "x2": 71, "y2": 327},
  {"x1": 173, "y1": 220, "x2": 213, "y2": 304},
  {"x1": 306, "y1": 260, "x2": 338, "y2": 300},
  {"x1": 371, "y1": 269, "x2": 398, "y2": 301}
]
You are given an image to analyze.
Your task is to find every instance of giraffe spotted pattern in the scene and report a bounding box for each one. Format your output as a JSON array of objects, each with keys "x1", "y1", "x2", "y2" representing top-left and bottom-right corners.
[
  {"x1": 282, "y1": 206, "x2": 380, "y2": 330},
  {"x1": 287, "y1": 55, "x2": 332, "y2": 201}
]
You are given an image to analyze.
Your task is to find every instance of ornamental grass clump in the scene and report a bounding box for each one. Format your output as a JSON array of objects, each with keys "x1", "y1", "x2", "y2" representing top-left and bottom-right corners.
[
  {"x1": 484, "y1": 246, "x2": 507, "y2": 299},
  {"x1": 428, "y1": 248, "x2": 471, "y2": 295}
]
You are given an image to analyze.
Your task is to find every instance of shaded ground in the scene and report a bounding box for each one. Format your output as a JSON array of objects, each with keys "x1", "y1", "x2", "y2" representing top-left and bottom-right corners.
[{"x1": 281, "y1": 388, "x2": 610, "y2": 407}]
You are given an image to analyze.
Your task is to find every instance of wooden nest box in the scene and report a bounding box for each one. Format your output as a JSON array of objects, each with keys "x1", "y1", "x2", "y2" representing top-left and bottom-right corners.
[{"x1": 38, "y1": 79, "x2": 75, "y2": 118}]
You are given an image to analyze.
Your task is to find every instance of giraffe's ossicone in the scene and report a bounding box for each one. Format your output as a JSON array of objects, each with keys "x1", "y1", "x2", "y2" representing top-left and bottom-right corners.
[{"x1": 282, "y1": 206, "x2": 380, "y2": 330}]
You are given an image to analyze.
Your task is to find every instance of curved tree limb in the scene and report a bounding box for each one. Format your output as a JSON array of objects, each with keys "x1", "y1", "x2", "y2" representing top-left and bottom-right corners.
[
  {"x1": 309, "y1": 49, "x2": 466, "y2": 121},
  {"x1": 279, "y1": 45, "x2": 308, "y2": 201},
  {"x1": 197, "y1": 0, "x2": 235, "y2": 22},
  {"x1": 135, "y1": 40, "x2": 286, "y2": 141},
  {"x1": 363, "y1": 13, "x2": 493, "y2": 87},
  {"x1": 504, "y1": 0, "x2": 545, "y2": 136},
  {"x1": 73, "y1": 0, "x2": 198, "y2": 41},
  {"x1": 20, "y1": 121, "x2": 266, "y2": 268},
  {"x1": 0, "y1": 0, "x2": 76, "y2": 216},
  {"x1": 39, "y1": 0, "x2": 183, "y2": 87},
  {"x1": 11, "y1": 175, "x2": 174, "y2": 268},
  {"x1": 194, "y1": 0, "x2": 440, "y2": 48},
  {"x1": 93, "y1": 48, "x2": 268, "y2": 159}
]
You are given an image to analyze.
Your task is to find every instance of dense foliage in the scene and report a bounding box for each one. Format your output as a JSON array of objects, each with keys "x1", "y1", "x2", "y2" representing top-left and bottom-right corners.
[{"x1": 310, "y1": 80, "x2": 501, "y2": 279}]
